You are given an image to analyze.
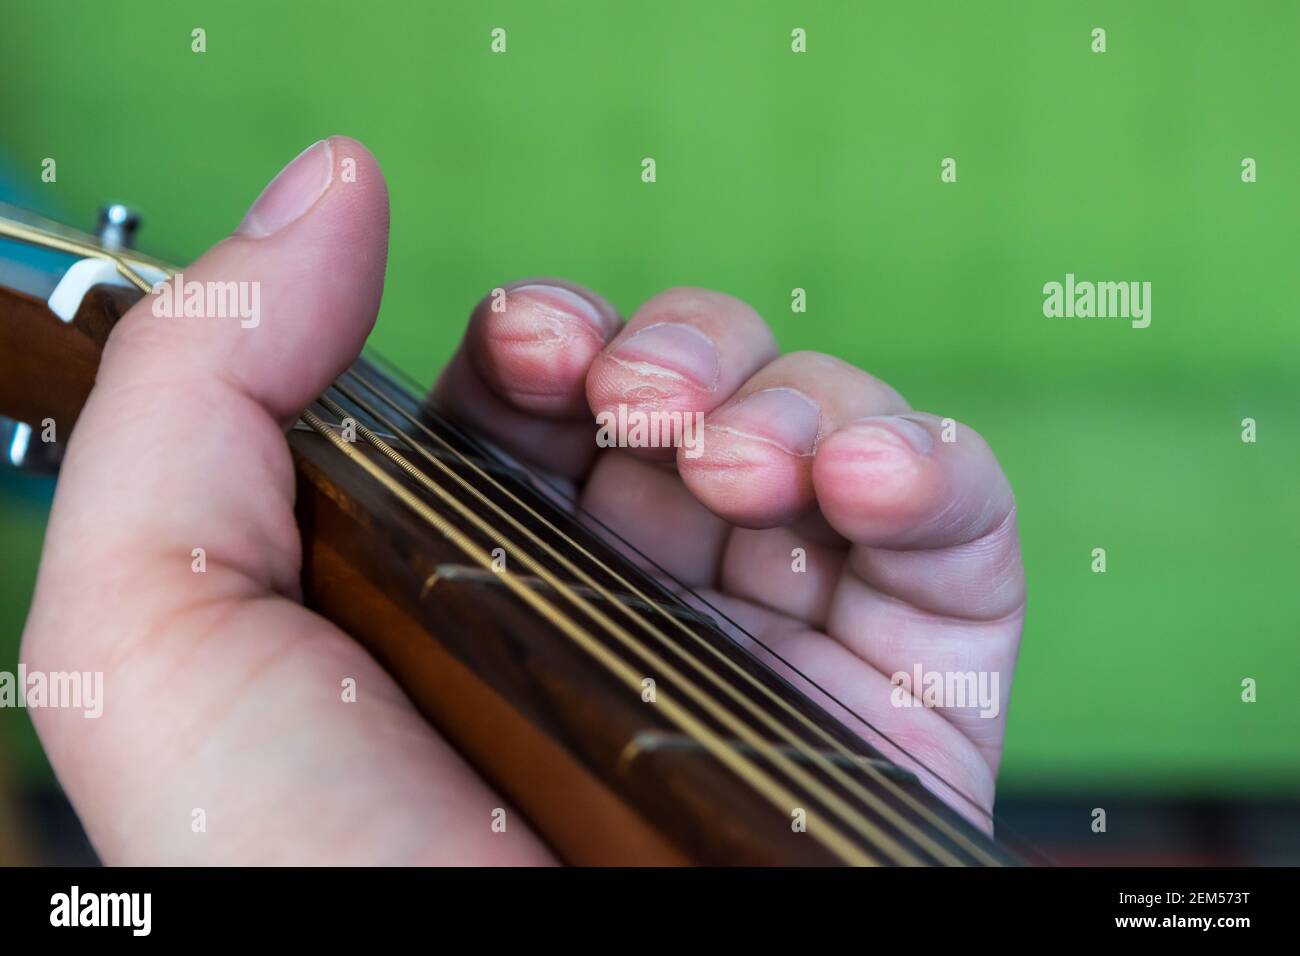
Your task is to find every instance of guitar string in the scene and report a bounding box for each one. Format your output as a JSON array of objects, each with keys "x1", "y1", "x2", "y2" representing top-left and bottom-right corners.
[
  {"x1": 299, "y1": 406, "x2": 879, "y2": 866},
  {"x1": 331, "y1": 374, "x2": 990, "y2": 866},
  {"x1": 313, "y1": 393, "x2": 924, "y2": 866},
  {"x1": 408, "y1": 373, "x2": 1022, "y2": 850},
  {"x1": 0, "y1": 216, "x2": 155, "y2": 292}
]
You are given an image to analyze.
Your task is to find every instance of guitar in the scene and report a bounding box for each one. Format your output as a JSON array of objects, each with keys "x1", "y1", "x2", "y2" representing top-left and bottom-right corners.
[{"x1": 0, "y1": 201, "x2": 1020, "y2": 866}]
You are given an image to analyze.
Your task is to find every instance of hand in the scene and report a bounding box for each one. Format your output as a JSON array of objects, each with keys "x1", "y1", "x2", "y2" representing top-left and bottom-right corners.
[{"x1": 21, "y1": 139, "x2": 1022, "y2": 864}]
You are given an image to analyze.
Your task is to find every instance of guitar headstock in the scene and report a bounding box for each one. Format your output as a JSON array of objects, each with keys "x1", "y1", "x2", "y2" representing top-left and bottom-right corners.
[{"x1": 0, "y1": 204, "x2": 170, "y2": 470}]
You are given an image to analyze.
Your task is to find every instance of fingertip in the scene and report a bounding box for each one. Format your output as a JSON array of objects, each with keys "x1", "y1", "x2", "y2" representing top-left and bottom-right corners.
[
  {"x1": 678, "y1": 432, "x2": 813, "y2": 528},
  {"x1": 677, "y1": 384, "x2": 825, "y2": 527},
  {"x1": 469, "y1": 281, "x2": 615, "y2": 416},
  {"x1": 320, "y1": 135, "x2": 390, "y2": 239},
  {"x1": 585, "y1": 345, "x2": 717, "y2": 420},
  {"x1": 583, "y1": 375, "x2": 695, "y2": 465},
  {"x1": 102, "y1": 136, "x2": 392, "y2": 425},
  {"x1": 813, "y1": 417, "x2": 944, "y2": 541},
  {"x1": 584, "y1": 288, "x2": 777, "y2": 462},
  {"x1": 236, "y1": 136, "x2": 388, "y2": 243}
]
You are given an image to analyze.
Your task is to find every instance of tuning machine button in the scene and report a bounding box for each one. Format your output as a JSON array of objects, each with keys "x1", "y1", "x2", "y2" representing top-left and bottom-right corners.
[
  {"x1": 97, "y1": 203, "x2": 141, "y2": 252},
  {"x1": 0, "y1": 417, "x2": 63, "y2": 475}
]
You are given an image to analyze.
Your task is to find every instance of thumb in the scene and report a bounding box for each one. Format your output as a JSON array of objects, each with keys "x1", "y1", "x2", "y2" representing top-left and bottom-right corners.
[
  {"x1": 109, "y1": 136, "x2": 387, "y2": 424},
  {"x1": 16, "y1": 140, "x2": 553, "y2": 865},
  {"x1": 26, "y1": 135, "x2": 388, "y2": 652}
]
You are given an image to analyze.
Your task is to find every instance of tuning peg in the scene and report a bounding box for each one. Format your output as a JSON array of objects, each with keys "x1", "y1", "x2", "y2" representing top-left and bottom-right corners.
[
  {"x1": 0, "y1": 417, "x2": 63, "y2": 475},
  {"x1": 97, "y1": 203, "x2": 141, "y2": 252}
]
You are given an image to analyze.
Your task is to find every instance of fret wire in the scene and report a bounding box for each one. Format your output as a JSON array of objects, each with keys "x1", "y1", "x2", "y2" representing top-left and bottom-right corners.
[
  {"x1": 337, "y1": 372, "x2": 996, "y2": 865},
  {"x1": 316, "y1": 392, "x2": 917, "y2": 865},
  {"x1": 299, "y1": 406, "x2": 878, "y2": 866},
  {"x1": 414, "y1": 382, "x2": 1019, "y2": 858}
]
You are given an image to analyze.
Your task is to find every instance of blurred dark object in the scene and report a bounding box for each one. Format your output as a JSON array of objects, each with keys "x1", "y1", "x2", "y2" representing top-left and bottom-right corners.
[
  {"x1": 997, "y1": 795, "x2": 1300, "y2": 866},
  {"x1": 0, "y1": 756, "x2": 30, "y2": 865},
  {"x1": 10, "y1": 786, "x2": 99, "y2": 866},
  {"x1": 5, "y1": 784, "x2": 1298, "y2": 866}
]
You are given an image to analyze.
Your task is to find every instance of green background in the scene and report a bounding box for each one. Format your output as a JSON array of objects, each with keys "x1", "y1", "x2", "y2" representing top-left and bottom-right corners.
[{"x1": 1, "y1": 0, "x2": 1297, "y2": 801}]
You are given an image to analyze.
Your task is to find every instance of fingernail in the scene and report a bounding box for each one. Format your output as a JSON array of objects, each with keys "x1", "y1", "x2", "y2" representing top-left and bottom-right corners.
[
  {"x1": 610, "y1": 323, "x2": 719, "y2": 389},
  {"x1": 709, "y1": 387, "x2": 821, "y2": 455},
  {"x1": 849, "y1": 416, "x2": 934, "y2": 456},
  {"x1": 238, "y1": 140, "x2": 334, "y2": 237},
  {"x1": 509, "y1": 284, "x2": 608, "y2": 340}
]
